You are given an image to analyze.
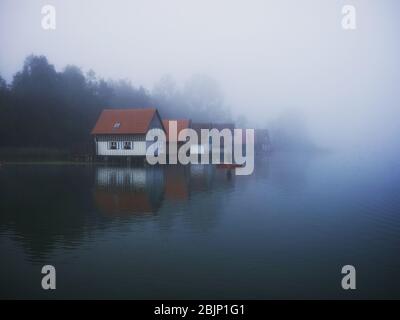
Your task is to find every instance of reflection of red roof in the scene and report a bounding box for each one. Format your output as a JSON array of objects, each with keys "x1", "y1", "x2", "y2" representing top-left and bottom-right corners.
[
  {"x1": 162, "y1": 119, "x2": 190, "y2": 142},
  {"x1": 91, "y1": 108, "x2": 163, "y2": 135},
  {"x1": 94, "y1": 190, "x2": 154, "y2": 216},
  {"x1": 165, "y1": 169, "x2": 189, "y2": 201}
]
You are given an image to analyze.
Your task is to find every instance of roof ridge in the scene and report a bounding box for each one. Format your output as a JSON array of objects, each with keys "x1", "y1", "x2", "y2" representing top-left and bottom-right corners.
[{"x1": 102, "y1": 107, "x2": 156, "y2": 111}]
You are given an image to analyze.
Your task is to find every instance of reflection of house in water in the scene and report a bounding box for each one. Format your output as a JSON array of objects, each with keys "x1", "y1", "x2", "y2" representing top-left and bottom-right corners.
[
  {"x1": 164, "y1": 165, "x2": 236, "y2": 201},
  {"x1": 94, "y1": 166, "x2": 164, "y2": 216},
  {"x1": 162, "y1": 119, "x2": 191, "y2": 155},
  {"x1": 94, "y1": 163, "x2": 236, "y2": 217},
  {"x1": 164, "y1": 166, "x2": 190, "y2": 201},
  {"x1": 189, "y1": 164, "x2": 235, "y2": 193}
]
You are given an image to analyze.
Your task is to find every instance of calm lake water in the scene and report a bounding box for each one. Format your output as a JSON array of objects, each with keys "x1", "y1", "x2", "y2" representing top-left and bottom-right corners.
[{"x1": 1, "y1": 151, "x2": 399, "y2": 299}]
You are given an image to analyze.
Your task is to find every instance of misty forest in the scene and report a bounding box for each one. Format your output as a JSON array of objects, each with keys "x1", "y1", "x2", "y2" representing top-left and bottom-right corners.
[{"x1": 0, "y1": 55, "x2": 233, "y2": 157}]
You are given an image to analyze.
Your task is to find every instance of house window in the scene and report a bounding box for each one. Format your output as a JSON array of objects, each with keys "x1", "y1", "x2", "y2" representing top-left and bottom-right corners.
[
  {"x1": 109, "y1": 141, "x2": 118, "y2": 150},
  {"x1": 123, "y1": 141, "x2": 132, "y2": 150}
]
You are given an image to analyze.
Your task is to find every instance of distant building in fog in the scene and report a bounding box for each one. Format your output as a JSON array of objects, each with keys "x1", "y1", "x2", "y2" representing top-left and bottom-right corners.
[
  {"x1": 255, "y1": 129, "x2": 271, "y2": 153},
  {"x1": 190, "y1": 122, "x2": 235, "y2": 155},
  {"x1": 236, "y1": 128, "x2": 271, "y2": 153},
  {"x1": 162, "y1": 119, "x2": 191, "y2": 155}
]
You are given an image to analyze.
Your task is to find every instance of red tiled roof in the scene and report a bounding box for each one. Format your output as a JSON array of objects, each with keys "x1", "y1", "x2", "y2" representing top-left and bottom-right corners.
[
  {"x1": 91, "y1": 108, "x2": 160, "y2": 135},
  {"x1": 162, "y1": 119, "x2": 191, "y2": 142}
]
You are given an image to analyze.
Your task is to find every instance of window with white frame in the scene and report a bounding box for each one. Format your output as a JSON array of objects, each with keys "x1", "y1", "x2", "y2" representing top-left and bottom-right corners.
[
  {"x1": 109, "y1": 141, "x2": 118, "y2": 150},
  {"x1": 123, "y1": 141, "x2": 132, "y2": 150}
]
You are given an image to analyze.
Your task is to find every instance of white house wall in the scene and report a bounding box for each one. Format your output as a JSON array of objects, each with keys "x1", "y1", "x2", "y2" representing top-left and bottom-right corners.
[{"x1": 96, "y1": 140, "x2": 147, "y2": 156}]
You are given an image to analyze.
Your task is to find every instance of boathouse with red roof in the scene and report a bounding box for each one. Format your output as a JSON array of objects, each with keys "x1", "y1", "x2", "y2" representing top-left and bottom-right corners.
[{"x1": 91, "y1": 108, "x2": 165, "y2": 157}]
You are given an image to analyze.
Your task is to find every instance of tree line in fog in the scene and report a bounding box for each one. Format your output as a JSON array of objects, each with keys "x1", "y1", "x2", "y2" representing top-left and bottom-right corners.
[{"x1": 0, "y1": 55, "x2": 231, "y2": 152}]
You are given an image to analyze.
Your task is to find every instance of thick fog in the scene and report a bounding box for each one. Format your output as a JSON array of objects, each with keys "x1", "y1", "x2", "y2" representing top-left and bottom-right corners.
[{"x1": 1, "y1": 0, "x2": 399, "y2": 152}]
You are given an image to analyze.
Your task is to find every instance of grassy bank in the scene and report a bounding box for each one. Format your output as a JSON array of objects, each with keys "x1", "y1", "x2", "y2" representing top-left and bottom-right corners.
[{"x1": 0, "y1": 147, "x2": 93, "y2": 163}]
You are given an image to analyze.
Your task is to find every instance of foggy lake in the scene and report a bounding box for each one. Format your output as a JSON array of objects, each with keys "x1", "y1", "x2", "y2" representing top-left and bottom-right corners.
[{"x1": 1, "y1": 150, "x2": 399, "y2": 299}]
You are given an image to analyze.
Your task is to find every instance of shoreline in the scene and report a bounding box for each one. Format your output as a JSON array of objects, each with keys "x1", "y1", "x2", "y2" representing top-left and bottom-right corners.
[{"x1": 0, "y1": 160, "x2": 100, "y2": 165}]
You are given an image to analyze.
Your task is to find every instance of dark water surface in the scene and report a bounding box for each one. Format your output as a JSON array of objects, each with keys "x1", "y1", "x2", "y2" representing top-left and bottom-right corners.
[{"x1": 1, "y1": 151, "x2": 399, "y2": 299}]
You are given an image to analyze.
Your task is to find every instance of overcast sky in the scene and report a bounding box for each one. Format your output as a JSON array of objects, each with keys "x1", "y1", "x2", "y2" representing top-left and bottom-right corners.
[{"x1": 1, "y1": 0, "x2": 399, "y2": 150}]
